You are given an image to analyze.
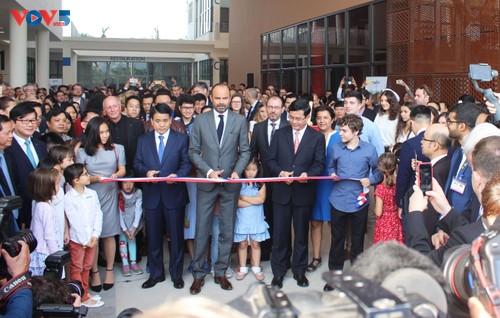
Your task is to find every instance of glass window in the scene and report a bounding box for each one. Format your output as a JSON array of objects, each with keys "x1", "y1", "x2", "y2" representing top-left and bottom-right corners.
[
  {"x1": 269, "y1": 31, "x2": 281, "y2": 69},
  {"x1": 348, "y1": 6, "x2": 369, "y2": 63},
  {"x1": 282, "y1": 69, "x2": 296, "y2": 92},
  {"x1": 311, "y1": 18, "x2": 325, "y2": 67},
  {"x1": 348, "y1": 65, "x2": 370, "y2": 85},
  {"x1": 311, "y1": 68, "x2": 325, "y2": 95},
  {"x1": 327, "y1": 13, "x2": 345, "y2": 64},
  {"x1": 269, "y1": 71, "x2": 280, "y2": 89},
  {"x1": 220, "y1": 7, "x2": 229, "y2": 33},
  {"x1": 373, "y1": 2, "x2": 387, "y2": 61},
  {"x1": 261, "y1": 35, "x2": 268, "y2": 70},
  {"x1": 298, "y1": 23, "x2": 309, "y2": 67},
  {"x1": 282, "y1": 27, "x2": 296, "y2": 69},
  {"x1": 328, "y1": 67, "x2": 345, "y2": 91},
  {"x1": 220, "y1": 59, "x2": 228, "y2": 83}
]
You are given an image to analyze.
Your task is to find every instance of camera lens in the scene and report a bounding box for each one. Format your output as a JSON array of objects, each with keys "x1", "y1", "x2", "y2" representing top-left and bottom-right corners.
[
  {"x1": 67, "y1": 280, "x2": 83, "y2": 297},
  {"x1": 2, "y1": 229, "x2": 37, "y2": 258}
]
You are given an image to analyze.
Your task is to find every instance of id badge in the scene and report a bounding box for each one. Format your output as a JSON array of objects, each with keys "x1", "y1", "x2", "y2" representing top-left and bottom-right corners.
[{"x1": 450, "y1": 177, "x2": 466, "y2": 195}]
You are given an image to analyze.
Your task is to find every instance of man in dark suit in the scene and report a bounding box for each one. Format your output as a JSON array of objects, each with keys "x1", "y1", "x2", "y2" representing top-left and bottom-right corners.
[
  {"x1": 188, "y1": 83, "x2": 250, "y2": 295},
  {"x1": 396, "y1": 106, "x2": 431, "y2": 216},
  {"x1": 103, "y1": 96, "x2": 145, "y2": 175},
  {"x1": 419, "y1": 123, "x2": 451, "y2": 235},
  {"x1": 267, "y1": 99, "x2": 325, "y2": 289},
  {"x1": 134, "y1": 103, "x2": 191, "y2": 289},
  {"x1": 407, "y1": 135, "x2": 500, "y2": 266},
  {"x1": 0, "y1": 115, "x2": 19, "y2": 230},
  {"x1": 68, "y1": 84, "x2": 88, "y2": 113},
  {"x1": 250, "y1": 96, "x2": 289, "y2": 260},
  {"x1": 5, "y1": 103, "x2": 47, "y2": 228},
  {"x1": 244, "y1": 88, "x2": 260, "y2": 122},
  {"x1": 444, "y1": 102, "x2": 482, "y2": 214}
]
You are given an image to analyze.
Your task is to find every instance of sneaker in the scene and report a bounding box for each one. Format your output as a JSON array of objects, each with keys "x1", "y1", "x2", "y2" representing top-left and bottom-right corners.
[
  {"x1": 121, "y1": 265, "x2": 132, "y2": 277},
  {"x1": 130, "y1": 263, "x2": 143, "y2": 275},
  {"x1": 252, "y1": 266, "x2": 265, "y2": 281},
  {"x1": 187, "y1": 260, "x2": 195, "y2": 273},
  {"x1": 226, "y1": 266, "x2": 234, "y2": 278},
  {"x1": 236, "y1": 266, "x2": 249, "y2": 280},
  {"x1": 82, "y1": 298, "x2": 104, "y2": 308}
]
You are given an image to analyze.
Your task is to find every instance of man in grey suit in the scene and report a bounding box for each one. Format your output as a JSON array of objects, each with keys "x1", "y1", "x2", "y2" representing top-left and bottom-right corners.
[{"x1": 188, "y1": 83, "x2": 251, "y2": 295}]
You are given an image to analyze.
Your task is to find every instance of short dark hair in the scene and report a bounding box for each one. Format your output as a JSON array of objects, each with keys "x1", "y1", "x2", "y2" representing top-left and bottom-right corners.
[
  {"x1": 40, "y1": 132, "x2": 65, "y2": 148},
  {"x1": 152, "y1": 103, "x2": 172, "y2": 117},
  {"x1": 0, "y1": 114, "x2": 11, "y2": 132},
  {"x1": 81, "y1": 108, "x2": 100, "y2": 122},
  {"x1": 64, "y1": 163, "x2": 86, "y2": 187},
  {"x1": 27, "y1": 168, "x2": 59, "y2": 202},
  {"x1": 193, "y1": 81, "x2": 209, "y2": 91},
  {"x1": 177, "y1": 94, "x2": 195, "y2": 107},
  {"x1": 46, "y1": 108, "x2": 66, "y2": 122},
  {"x1": 449, "y1": 102, "x2": 482, "y2": 129},
  {"x1": 343, "y1": 90, "x2": 363, "y2": 104},
  {"x1": 417, "y1": 84, "x2": 432, "y2": 98},
  {"x1": 142, "y1": 93, "x2": 154, "y2": 101},
  {"x1": 125, "y1": 95, "x2": 141, "y2": 107},
  {"x1": 0, "y1": 97, "x2": 14, "y2": 112},
  {"x1": 154, "y1": 90, "x2": 172, "y2": 103},
  {"x1": 193, "y1": 93, "x2": 207, "y2": 103},
  {"x1": 48, "y1": 145, "x2": 74, "y2": 163},
  {"x1": 315, "y1": 105, "x2": 334, "y2": 119},
  {"x1": 9, "y1": 102, "x2": 37, "y2": 122},
  {"x1": 333, "y1": 100, "x2": 345, "y2": 109},
  {"x1": 285, "y1": 93, "x2": 298, "y2": 101},
  {"x1": 339, "y1": 113, "x2": 364, "y2": 134},
  {"x1": 288, "y1": 99, "x2": 311, "y2": 117},
  {"x1": 410, "y1": 105, "x2": 432, "y2": 121}
]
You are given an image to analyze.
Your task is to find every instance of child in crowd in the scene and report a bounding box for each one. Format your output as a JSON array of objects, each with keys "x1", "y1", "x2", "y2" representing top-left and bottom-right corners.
[
  {"x1": 118, "y1": 176, "x2": 144, "y2": 277},
  {"x1": 64, "y1": 163, "x2": 103, "y2": 308},
  {"x1": 48, "y1": 145, "x2": 75, "y2": 188},
  {"x1": 234, "y1": 158, "x2": 270, "y2": 281},
  {"x1": 373, "y1": 153, "x2": 404, "y2": 244},
  {"x1": 28, "y1": 168, "x2": 62, "y2": 276}
]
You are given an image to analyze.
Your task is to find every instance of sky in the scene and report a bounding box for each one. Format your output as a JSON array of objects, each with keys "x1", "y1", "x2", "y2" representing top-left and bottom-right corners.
[{"x1": 62, "y1": 0, "x2": 188, "y2": 39}]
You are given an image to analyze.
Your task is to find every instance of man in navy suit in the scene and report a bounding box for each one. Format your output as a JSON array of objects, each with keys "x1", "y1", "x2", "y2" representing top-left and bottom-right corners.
[
  {"x1": 5, "y1": 103, "x2": 47, "y2": 229},
  {"x1": 134, "y1": 103, "x2": 191, "y2": 289},
  {"x1": 395, "y1": 106, "x2": 431, "y2": 216},
  {"x1": 267, "y1": 99, "x2": 325, "y2": 289},
  {"x1": 444, "y1": 102, "x2": 482, "y2": 214}
]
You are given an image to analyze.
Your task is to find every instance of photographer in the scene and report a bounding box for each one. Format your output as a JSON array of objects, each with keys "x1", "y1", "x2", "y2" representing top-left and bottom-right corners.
[{"x1": 0, "y1": 241, "x2": 32, "y2": 318}]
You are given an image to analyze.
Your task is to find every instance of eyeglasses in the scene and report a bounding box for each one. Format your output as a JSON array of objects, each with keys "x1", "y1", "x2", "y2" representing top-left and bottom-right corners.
[
  {"x1": 289, "y1": 116, "x2": 306, "y2": 122},
  {"x1": 267, "y1": 106, "x2": 282, "y2": 110},
  {"x1": 446, "y1": 119, "x2": 462, "y2": 126},
  {"x1": 17, "y1": 119, "x2": 37, "y2": 125},
  {"x1": 422, "y1": 138, "x2": 443, "y2": 147}
]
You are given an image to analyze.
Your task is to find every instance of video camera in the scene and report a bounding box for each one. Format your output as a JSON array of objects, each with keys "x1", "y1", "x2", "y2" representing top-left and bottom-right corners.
[
  {"x1": 443, "y1": 218, "x2": 500, "y2": 317},
  {"x1": 469, "y1": 63, "x2": 500, "y2": 122}
]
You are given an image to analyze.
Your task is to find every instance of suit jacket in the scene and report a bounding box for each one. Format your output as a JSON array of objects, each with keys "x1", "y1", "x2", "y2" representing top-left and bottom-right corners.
[
  {"x1": 266, "y1": 125, "x2": 325, "y2": 206},
  {"x1": 250, "y1": 119, "x2": 289, "y2": 177},
  {"x1": 406, "y1": 209, "x2": 485, "y2": 266},
  {"x1": 396, "y1": 131, "x2": 429, "y2": 208},
  {"x1": 109, "y1": 116, "x2": 145, "y2": 174},
  {"x1": 188, "y1": 110, "x2": 251, "y2": 192},
  {"x1": 246, "y1": 101, "x2": 260, "y2": 122},
  {"x1": 444, "y1": 147, "x2": 475, "y2": 213},
  {"x1": 0, "y1": 152, "x2": 17, "y2": 197},
  {"x1": 134, "y1": 130, "x2": 191, "y2": 209},
  {"x1": 69, "y1": 97, "x2": 88, "y2": 113},
  {"x1": 5, "y1": 137, "x2": 47, "y2": 226},
  {"x1": 361, "y1": 107, "x2": 377, "y2": 122}
]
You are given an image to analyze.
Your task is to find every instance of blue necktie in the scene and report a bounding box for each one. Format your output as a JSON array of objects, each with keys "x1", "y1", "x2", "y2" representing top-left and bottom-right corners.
[
  {"x1": 24, "y1": 140, "x2": 36, "y2": 168},
  {"x1": 158, "y1": 135, "x2": 165, "y2": 161},
  {"x1": 217, "y1": 115, "x2": 224, "y2": 143}
]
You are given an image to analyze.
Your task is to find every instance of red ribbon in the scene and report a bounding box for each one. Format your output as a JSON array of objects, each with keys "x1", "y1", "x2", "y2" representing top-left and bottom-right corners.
[{"x1": 101, "y1": 176, "x2": 361, "y2": 183}]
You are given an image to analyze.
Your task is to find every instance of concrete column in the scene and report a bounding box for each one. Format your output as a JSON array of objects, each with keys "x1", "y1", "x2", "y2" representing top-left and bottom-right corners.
[
  {"x1": 36, "y1": 30, "x2": 50, "y2": 89},
  {"x1": 9, "y1": 14, "x2": 27, "y2": 87}
]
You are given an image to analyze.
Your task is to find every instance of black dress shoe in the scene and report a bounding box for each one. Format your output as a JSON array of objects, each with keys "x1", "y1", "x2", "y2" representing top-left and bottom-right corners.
[
  {"x1": 172, "y1": 278, "x2": 185, "y2": 289},
  {"x1": 214, "y1": 276, "x2": 233, "y2": 290},
  {"x1": 323, "y1": 283, "x2": 334, "y2": 292},
  {"x1": 271, "y1": 276, "x2": 284, "y2": 289},
  {"x1": 190, "y1": 278, "x2": 205, "y2": 295},
  {"x1": 141, "y1": 276, "x2": 166, "y2": 289},
  {"x1": 293, "y1": 274, "x2": 309, "y2": 287}
]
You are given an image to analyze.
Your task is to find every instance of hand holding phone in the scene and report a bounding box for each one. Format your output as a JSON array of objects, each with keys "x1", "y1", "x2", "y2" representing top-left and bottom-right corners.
[{"x1": 417, "y1": 162, "x2": 433, "y2": 192}]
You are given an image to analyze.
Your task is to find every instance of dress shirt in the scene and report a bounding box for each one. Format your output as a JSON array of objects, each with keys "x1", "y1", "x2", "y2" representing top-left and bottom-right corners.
[
  {"x1": 293, "y1": 125, "x2": 307, "y2": 145},
  {"x1": 13, "y1": 132, "x2": 40, "y2": 165},
  {"x1": 328, "y1": 140, "x2": 382, "y2": 212},
  {"x1": 212, "y1": 110, "x2": 228, "y2": 145},
  {"x1": 64, "y1": 187, "x2": 103, "y2": 246},
  {"x1": 431, "y1": 153, "x2": 447, "y2": 166},
  {"x1": 268, "y1": 119, "x2": 282, "y2": 145},
  {"x1": 155, "y1": 130, "x2": 170, "y2": 152}
]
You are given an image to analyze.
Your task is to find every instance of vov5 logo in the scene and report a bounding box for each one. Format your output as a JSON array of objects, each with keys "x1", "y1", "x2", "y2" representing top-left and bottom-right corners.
[{"x1": 10, "y1": 10, "x2": 71, "y2": 27}]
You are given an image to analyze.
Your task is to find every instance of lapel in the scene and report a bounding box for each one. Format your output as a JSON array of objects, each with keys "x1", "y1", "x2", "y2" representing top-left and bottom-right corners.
[
  {"x1": 220, "y1": 111, "x2": 234, "y2": 149},
  {"x1": 11, "y1": 138, "x2": 32, "y2": 168},
  {"x1": 146, "y1": 132, "x2": 161, "y2": 167},
  {"x1": 161, "y1": 132, "x2": 175, "y2": 166},
  {"x1": 208, "y1": 111, "x2": 220, "y2": 147},
  {"x1": 295, "y1": 127, "x2": 310, "y2": 156}
]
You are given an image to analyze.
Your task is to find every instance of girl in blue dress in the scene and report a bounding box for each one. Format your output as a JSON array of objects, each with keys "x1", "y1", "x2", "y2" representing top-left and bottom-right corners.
[{"x1": 234, "y1": 157, "x2": 270, "y2": 281}]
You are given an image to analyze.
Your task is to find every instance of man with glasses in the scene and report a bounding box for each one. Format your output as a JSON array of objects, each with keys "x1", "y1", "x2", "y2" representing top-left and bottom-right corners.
[
  {"x1": 419, "y1": 123, "x2": 452, "y2": 234},
  {"x1": 22, "y1": 84, "x2": 37, "y2": 100},
  {"x1": 250, "y1": 96, "x2": 289, "y2": 262},
  {"x1": 5, "y1": 103, "x2": 47, "y2": 228},
  {"x1": 444, "y1": 102, "x2": 482, "y2": 214}
]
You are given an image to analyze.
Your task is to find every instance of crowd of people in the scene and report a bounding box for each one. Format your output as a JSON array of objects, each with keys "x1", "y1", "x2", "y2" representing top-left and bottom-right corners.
[{"x1": 0, "y1": 75, "x2": 499, "y2": 316}]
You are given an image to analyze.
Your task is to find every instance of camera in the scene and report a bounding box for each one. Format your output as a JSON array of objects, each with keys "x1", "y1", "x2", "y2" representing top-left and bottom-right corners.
[
  {"x1": 345, "y1": 76, "x2": 353, "y2": 86},
  {"x1": 443, "y1": 218, "x2": 500, "y2": 317},
  {"x1": 44, "y1": 250, "x2": 71, "y2": 280},
  {"x1": 0, "y1": 229, "x2": 37, "y2": 279},
  {"x1": 37, "y1": 304, "x2": 88, "y2": 318}
]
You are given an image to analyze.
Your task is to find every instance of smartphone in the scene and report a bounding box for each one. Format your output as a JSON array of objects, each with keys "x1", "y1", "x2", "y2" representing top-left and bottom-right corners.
[
  {"x1": 154, "y1": 80, "x2": 162, "y2": 85},
  {"x1": 396, "y1": 79, "x2": 404, "y2": 85},
  {"x1": 417, "y1": 162, "x2": 433, "y2": 192},
  {"x1": 129, "y1": 78, "x2": 138, "y2": 86}
]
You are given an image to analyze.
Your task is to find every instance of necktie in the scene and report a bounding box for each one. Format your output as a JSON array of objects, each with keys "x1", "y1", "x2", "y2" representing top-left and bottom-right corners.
[
  {"x1": 294, "y1": 130, "x2": 300, "y2": 154},
  {"x1": 217, "y1": 115, "x2": 224, "y2": 143},
  {"x1": 270, "y1": 123, "x2": 276, "y2": 145},
  {"x1": 0, "y1": 156, "x2": 7, "y2": 196},
  {"x1": 158, "y1": 135, "x2": 165, "y2": 161},
  {"x1": 247, "y1": 106, "x2": 253, "y2": 120},
  {"x1": 24, "y1": 140, "x2": 36, "y2": 168}
]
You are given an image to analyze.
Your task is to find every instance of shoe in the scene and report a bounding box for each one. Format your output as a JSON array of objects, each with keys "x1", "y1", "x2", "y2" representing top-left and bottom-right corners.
[
  {"x1": 306, "y1": 258, "x2": 322, "y2": 273},
  {"x1": 293, "y1": 274, "x2": 309, "y2": 287},
  {"x1": 89, "y1": 294, "x2": 102, "y2": 300},
  {"x1": 190, "y1": 278, "x2": 205, "y2": 295},
  {"x1": 202, "y1": 261, "x2": 210, "y2": 273},
  {"x1": 235, "y1": 267, "x2": 248, "y2": 280},
  {"x1": 226, "y1": 266, "x2": 234, "y2": 278},
  {"x1": 323, "y1": 284, "x2": 334, "y2": 292},
  {"x1": 172, "y1": 278, "x2": 185, "y2": 289},
  {"x1": 103, "y1": 268, "x2": 115, "y2": 291},
  {"x1": 82, "y1": 298, "x2": 104, "y2": 308},
  {"x1": 121, "y1": 265, "x2": 132, "y2": 277},
  {"x1": 214, "y1": 276, "x2": 233, "y2": 290},
  {"x1": 90, "y1": 271, "x2": 102, "y2": 293},
  {"x1": 141, "y1": 276, "x2": 166, "y2": 289},
  {"x1": 251, "y1": 267, "x2": 265, "y2": 281},
  {"x1": 130, "y1": 263, "x2": 143, "y2": 275},
  {"x1": 187, "y1": 260, "x2": 195, "y2": 273},
  {"x1": 271, "y1": 276, "x2": 284, "y2": 289}
]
